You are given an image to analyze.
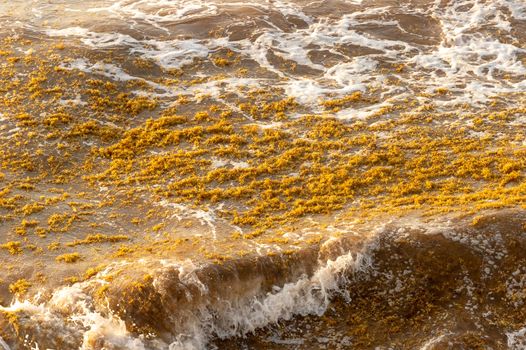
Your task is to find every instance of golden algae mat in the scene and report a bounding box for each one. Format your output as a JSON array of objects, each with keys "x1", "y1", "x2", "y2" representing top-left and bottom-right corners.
[{"x1": 0, "y1": 0, "x2": 525, "y2": 349}]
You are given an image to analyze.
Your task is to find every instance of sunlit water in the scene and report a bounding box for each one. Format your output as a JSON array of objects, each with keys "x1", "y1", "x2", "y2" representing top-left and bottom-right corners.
[{"x1": 0, "y1": 0, "x2": 525, "y2": 349}]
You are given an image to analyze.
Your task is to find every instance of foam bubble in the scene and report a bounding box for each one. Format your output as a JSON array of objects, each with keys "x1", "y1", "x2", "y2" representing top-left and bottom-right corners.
[
  {"x1": 36, "y1": 0, "x2": 526, "y2": 116},
  {"x1": 0, "y1": 336, "x2": 10, "y2": 350},
  {"x1": 87, "y1": 0, "x2": 219, "y2": 32},
  {"x1": 0, "y1": 241, "x2": 371, "y2": 350},
  {"x1": 507, "y1": 326, "x2": 526, "y2": 349},
  {"x1": 168, "y1": 249, "x2": 370, "y2": 349}
]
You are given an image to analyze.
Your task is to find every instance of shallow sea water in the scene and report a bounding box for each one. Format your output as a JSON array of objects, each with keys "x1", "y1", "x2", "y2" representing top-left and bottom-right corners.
[{"x1": 0, "y1": 0, "x2": 525, "y2": 349}]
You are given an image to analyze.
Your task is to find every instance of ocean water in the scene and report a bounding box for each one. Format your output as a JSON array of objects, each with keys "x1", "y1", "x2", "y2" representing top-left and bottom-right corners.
[{"x1": 0, "y1": 0, "x2": 525, "y2": 349}]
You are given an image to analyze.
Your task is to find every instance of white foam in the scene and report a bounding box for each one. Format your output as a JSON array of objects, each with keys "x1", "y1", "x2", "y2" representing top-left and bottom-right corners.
[
  {"x1": 271, "y1": 0, "x2": 312, "y2": 24},
  {"x1": 39, "y1": 0, "x2": 526, "y2": 115},
  {"x1": 45, "y1": 26, "x2": 91, "y2": 37},
  {"x1": 507, "y1": 326, "x2": 526, "y2": 349},
  {"x1": 0, "y1": 336, "x2": 10, "y2": 350},
  {"x1": 420, "y1": 334, "x2": 449, "y2": 350},
  {"x1": 59, "y1": 58, "x2": 173, "y2": 97},
  {"x1": 267, "y1": 336, "x2": 304, "y2": 345},
  {"x1": 211, "y1": 157, "x2": 249, "y2": 169},
  {"x1": 46, "y1": 27, "x2": 214, "y2": 70},
  {"x1": 39, "y1": 7, "x2": 407, "y2": 112},
  {"x1": 2, "y1": 286, "x2": 146, "y2": 350},
  {"x1": 0, "y1": 262, "x2": 146, "y2": 350},
  {"x1": 407, "y1": 0, "x2": 526, "y2": 106},
  {"x1": 158, "y1": 200, "x2": 220, "y2": 239},
  {"x1": 0, "y1": 242, "x2": 371, "y2": 350},
  {"x1": 169, "y1": 249, "x2": 371, "y2": 349},
  {"x1": 59, "y1": 94, "x2": 87, "y2": 106},
  {"x1": 87, "y1": 0, "x2": 219, "y2": 33},
  {"x1": 61, "y1": 58, "x2": 135, "y2": 82}
]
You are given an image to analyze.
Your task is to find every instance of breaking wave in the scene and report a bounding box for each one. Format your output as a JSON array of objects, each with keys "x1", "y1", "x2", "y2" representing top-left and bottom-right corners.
[{"x1": 2, "y1": 210, "x2": 526, "y2": 349}]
